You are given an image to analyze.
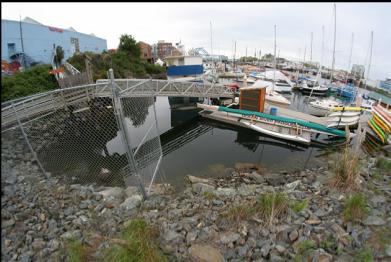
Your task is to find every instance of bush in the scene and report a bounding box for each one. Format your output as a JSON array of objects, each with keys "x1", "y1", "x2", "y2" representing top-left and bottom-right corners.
[
  {"x1": 67, "y1": 238, "x2": 88, "y2": 262},
  {"x1": 342, "y1": 193, "x2": 370, "y2": 223},
  {"x1": 354, "y1": 247, "x2": 374, "y2": 262},
  {"x1": 225, "y1": 205, "x2": 255, "y2": 224},
  {"x1": 104, "y1": 219, "x2": 167, "y2": 262},
  {"x1": 330, "y1": 145, "x2": 362, "y2": 191},
  {"x1": 256, "y1": 192, "x2": 288, "y2": 226},
  {"x1": 290, "y1": 199, "x2": 308, "y2": 213},
  {"x1": 1, "y1": 64, "x2": 58, "y2": 102}
]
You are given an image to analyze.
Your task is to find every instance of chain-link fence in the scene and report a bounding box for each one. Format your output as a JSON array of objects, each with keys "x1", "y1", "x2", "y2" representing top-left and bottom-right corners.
[{"x1": 1, "y1": 69, "x2": 163, "y2": 198}]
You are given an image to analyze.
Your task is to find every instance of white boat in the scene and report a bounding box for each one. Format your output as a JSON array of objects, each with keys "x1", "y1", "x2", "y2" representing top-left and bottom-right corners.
[
  {"x1": 325, "y1": 115, "x2": 360, "y2": 122},
  {"x1": 255, "y1": 70, "x2": 294, "y2": 93},
  {"x1": 251, "y1": 79, "x2": 291, "y2": 107},
  {"x1": 300, "y1": 79, "x2": 329, "y2": 96},
  {"x1": 308, "y1": 98, "x2": 343, "y2": 116}
]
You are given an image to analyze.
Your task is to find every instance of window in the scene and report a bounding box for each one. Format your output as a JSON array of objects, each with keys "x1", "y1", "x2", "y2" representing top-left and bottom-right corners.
[
  {"x1": 70, "y1": 37, "x2": 80, "y2": 53},
  {"x1": 7, "y1": 43, "x2": 16, "y2": 57}
]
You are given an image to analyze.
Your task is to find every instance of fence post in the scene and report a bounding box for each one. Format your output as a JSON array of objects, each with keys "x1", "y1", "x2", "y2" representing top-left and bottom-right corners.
[
  {"x1": 12, "y1": 102, "x2": 48, "y2": 179},
  {"x1": 108, "y1": 69, "x2": 147, "y2": 200}
]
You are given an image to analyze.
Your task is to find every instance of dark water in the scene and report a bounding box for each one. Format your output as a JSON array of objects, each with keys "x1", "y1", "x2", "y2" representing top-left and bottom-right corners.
[{"x1": 40, "y1": 92, "x2": 345, "y2": 190}]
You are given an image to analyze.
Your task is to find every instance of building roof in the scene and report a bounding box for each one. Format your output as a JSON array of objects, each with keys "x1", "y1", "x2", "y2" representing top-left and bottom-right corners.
[
  {"x1": 22, "y1": 16, "x2": 43, "y2": 25},
  {"x1": 67, "y1": 27, "x2": 77, "y2": 32}
]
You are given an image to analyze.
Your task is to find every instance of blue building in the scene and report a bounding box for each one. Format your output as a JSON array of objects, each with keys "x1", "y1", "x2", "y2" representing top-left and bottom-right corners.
[{"x1": 1, "y1": 17, "x2": 107, "y2": 68}]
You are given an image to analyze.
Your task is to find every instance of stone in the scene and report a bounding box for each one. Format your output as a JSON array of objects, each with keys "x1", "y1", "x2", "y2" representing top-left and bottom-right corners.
[
  {"x1": 275, "y1": 245, "x2": 286, "y2": 254},
  {"x1": 186, "y1": 175, "x2": 213, "y2": 185},
  {"x1": 220, "y1": 232, "x2": 240, "y2": 244},
  {"x1": 311, "y1": 249, "x2": 333, "y2": 262},
  {"x1": 98, "y1": 187, "x2": 124, "y2": 200},
  {"x1": 385, "y1": 245, "x2": 391, "y2": 257},
  {"x1": 192, "y1": 183, "x2": 215, "y2": 194},
  {"x1": 264, "y1": 174, "x2": 286, "y2": 186},
  {"x1": 120, "y1": 195, "x2": 142, "y2": 210},
  {"x1": 270, "y1": 254, "x2": 284, "y2": 261},
  {"x1": 32, "y1": 239, "x2": 46, "y2": 251},
  {"x1": 306, "y1": 214, "x2": 321, "y2": 225},
  {"x1": 289, "y1": 230, "x2": 299, "y2": 242},
  {"x1": 2, "y1": 218, "x2": 15, "y2": 228},
  {"x1": 214, "y1": 188, "x2": 236, "y2": 197},
  {"x1": 248, "y1": 172, "x2": 265, "y2": 183},
  {"x1": 124, "y1": 186, "x2": 139, "y2": 197},
  {"x1": 4, "y1": 239, "x2": 11, "y2": 246},
  {"x1": 285, "y1": 180, "x2": 301, "y2": 191},
  {"x1": 48, "y1": 239, "x2": 60, "y2": 251},
  {"x1": 370, "y1": 195, "x2": 386, "y2": 206},
  {"x1": 163, "y1": 229, "x2": 183, "y2": 243},
  {"x1": 238, "y1": 184, "x2": 257, "y2": 196},
  {"x1": 363, "y1": 216, "x2": 386, "y2": 226},
  {"x1": 212, "y1": 200, "x2": 224, "y2": 206},
  {"x1": 189, "y1": 244, "x2": 225, "y2": 262},
  {"x1": 186, "y1": 231, "x2": 198, "y2": 244}
]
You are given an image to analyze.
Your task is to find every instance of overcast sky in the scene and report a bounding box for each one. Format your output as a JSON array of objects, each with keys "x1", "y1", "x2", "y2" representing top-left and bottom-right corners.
[{"x1": 2, "y1": 2, "x2": 390, "y2": 80}]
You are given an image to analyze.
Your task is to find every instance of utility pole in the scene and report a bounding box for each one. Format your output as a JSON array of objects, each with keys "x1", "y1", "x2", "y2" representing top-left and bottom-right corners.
[{"x1": 19, "y1": 15, "x2": 27, "y2": 69}]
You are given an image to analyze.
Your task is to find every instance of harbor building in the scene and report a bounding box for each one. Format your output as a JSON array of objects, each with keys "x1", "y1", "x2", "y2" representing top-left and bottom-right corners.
[{"x1": 1, "y1": 17, "x2": 107, "y2": 68}]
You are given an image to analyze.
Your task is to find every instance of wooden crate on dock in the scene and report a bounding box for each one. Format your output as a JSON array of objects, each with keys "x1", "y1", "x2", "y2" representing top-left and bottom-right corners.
[{"x1": 239, "y1": 86, "x2": 266, "y2": 113}]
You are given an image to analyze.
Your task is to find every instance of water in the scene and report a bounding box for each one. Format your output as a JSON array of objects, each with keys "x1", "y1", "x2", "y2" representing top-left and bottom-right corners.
[{"x1": 39, "y1": 93, "x2": 341, "y2": 190}]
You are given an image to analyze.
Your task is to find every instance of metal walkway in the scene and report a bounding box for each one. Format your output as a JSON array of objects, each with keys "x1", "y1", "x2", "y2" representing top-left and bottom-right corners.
[{"x1": 1, "y1": 79, "x2": 234, "y2": 130}]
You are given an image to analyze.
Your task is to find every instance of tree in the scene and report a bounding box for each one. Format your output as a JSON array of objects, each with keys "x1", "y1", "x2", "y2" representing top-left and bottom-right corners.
[
  {"x1": 118, "y1": 34, "x2": 140, "y2": 59},
  {"x1": 55, "y1": 45, "x2": 64, "y2": 67}
]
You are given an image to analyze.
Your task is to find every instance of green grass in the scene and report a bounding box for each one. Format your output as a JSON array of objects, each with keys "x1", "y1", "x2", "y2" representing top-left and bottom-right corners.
[
  {"x1": 104, "y1": 219, "x2": 168, "y2": 262},
  {"x1": 376, "y1": 157, "x2": 391, "y2": 173},
  {"x1": 342, "y1": 193, "x2": 370, "y2": 223},
  {"x1": 290, "y1": 199, "x2": 308, "y2": 213},
  {"x1": 294, "y1": 240, "x2": 317, "y2": 262},
  {"x1": 320, "y1": 234, "x2": 338, "y2": 253},
  {"x1": 224, "y1": 205, "x2": 255, "y2": 224},
  {"x1": 256, "y1": 192, "x2": 288, "y2": 226},
  {"x1": 202, "y1": 191, "x2": 216, "y2": 201},
  {"x1": 354, "y1": 247, "x2": 374, "y2": 262},
  {"x1": 67, "y1": 238, "x2": 88, "y2": 262}
]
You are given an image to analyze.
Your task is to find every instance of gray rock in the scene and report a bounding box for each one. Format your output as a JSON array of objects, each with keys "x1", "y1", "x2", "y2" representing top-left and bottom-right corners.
[
  {"x1": 270, "y1": 254, "x2": 284, "y2": 261},
  {"x1": 238, "y1": 244, "x2": 249, "y2": 257},
  {"x1": 120, "y1": 195, "x2": 142, "y2": 210},
  {"x1": 31, "y1": 239, "x2": 46, "y2": 251},
  {"x1": 385, "y1": 245, "x2": 391, "y2": 257},
  {"x1": 264, "y1": 174, "x2": 285, "y2": 186},
  {"x1": 189, "y1": 244, "x2": 225, "y2": 262},
  {"x1": 186, "y1": 231, "x2": 198, "y2": 244},
  {"x1": 212, "y1": 200, "x2": 224, "y2": 206},
  {"x1": 64, "y1": 207, "x2": 74, "y2": 216},
  {"x1": 275, "y1": 244, "x2": 286, "y2": 254},
  {"x1": 260, "y1": 240, "x2": 272, "y2": 257},
  {"x1": 2, "y1": 218, "x2": 15, "y2": 228},
  {"x1": 192, "y1": 183, "x2": 215, "y2": 194},
  {"x1": 163, "y1": 229, "x2": 183, "y2": 243},
  {"x1": 370, "y1": 195, "x2": 386, "y2": 206},
  {"x1": 248, "y1": 172, "x2": 265, "y2": 183},
  {"x1": 214, "y1": 188, "x2": 236, "y2": 197},
  {"x1": 289, "y1": 230, "x2": 299, "y2": 242},
  {"x1": 98, "y1": 187, "x2": 124, "y2": 200},
  {"x1": 238, "y1": 184, "x2": 257, "y2": 196},
  {"x1": 363, "y1": 216, "x2": 386, "y2": 226},
  {"x1": 220, "y1": 232, "x2": 240, "y2": 244}
]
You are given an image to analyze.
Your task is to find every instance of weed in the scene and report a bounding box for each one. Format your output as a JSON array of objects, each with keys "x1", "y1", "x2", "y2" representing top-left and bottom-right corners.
[
  {"x1": 371, "y1": 169, "x2": 382, "y2": 181},
  {"x1": 290, "y1": 199, "x2": 308, "y2": 213},
  {"x1": 330, "y1": 145, "x2": 362, "y2": 191},
  {"x1": 294, "y1": 239, "x2": 316, "y2": 262},
  {"x1": 376, "y1": 157, "x2": 391, "y2": 172},
  {"x1": 366, "y1": 228, "x2": 391, "y2": 253},
  {"x1": 256, "y1": 192, "x2": 288, "y2": 226},
  {"x1": 354, "y1": 247, "x2": 374, "y2": 262},
  {"x1": 103, "y1": 219, "x2": 167, "y2": 262},
  {"x1": 342, "y1": 193, "x2": 370, "y2": 223},
  {"x1": 67, "y1": 238, "x2": 88, "y2": 262},
  {"x1": 225, "y1": 205, "x2": 255, "y2": 224},
  {"x1": 203, "y1": 191, "x2": 216, "y2": 201},
  {"x1": 320, "y1": 234, "x2": 338, "y2": 253}
]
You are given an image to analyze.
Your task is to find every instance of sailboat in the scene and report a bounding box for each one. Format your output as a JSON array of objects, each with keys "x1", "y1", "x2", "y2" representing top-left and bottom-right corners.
[{"x1": 250, "y1": 25, "x2": 291, "y2": 107}]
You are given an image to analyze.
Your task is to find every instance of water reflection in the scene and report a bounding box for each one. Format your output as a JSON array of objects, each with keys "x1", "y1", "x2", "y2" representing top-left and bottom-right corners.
[{"x1": 40, "y1": 94, "x2": 334, "y2": 189}]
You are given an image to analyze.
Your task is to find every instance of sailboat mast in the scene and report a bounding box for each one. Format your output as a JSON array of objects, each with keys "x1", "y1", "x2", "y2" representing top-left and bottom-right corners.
[
  {"x1": 347, "y1": 33, "x2": 354, "y2": 75},
  {"x1": 273, "y1": 24, "x2": 277, "y2": 91},
  {"x1": 210, "y1": 21, "x2": 213, "y2": 68},
  {"x1": 310, "y1": 32, "x2": 313, "y2": 62},
  {"x1": 234, "y1": 41, "x2": 237, "y2": 71},
  {"x1": 321, "y1": 26, "x2": 325, "y2": 71},
  {"x1": 365, "y1": 31, "x2": 374, "y2": 90},
  {"x1": 330, "y1": 3, "x2": 337, "y2": 83}
]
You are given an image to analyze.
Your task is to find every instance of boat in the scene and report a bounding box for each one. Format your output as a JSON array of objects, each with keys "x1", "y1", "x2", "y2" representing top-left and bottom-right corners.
[
  {"x1": 251, "y1": 79, "x2": 291, "y2": 107},
  {"x1": 196, "y1": 104, "x2": 347, "y2": 145},
  {"x1": 308, "y1": 98, "x2": 343, "y2": 116},
  {"x1": 300, "y1": 78, "x2": 329, "y2": 96},
  {"x1": 254, "y1": 70, "x2": 294, "y2": 93}
]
